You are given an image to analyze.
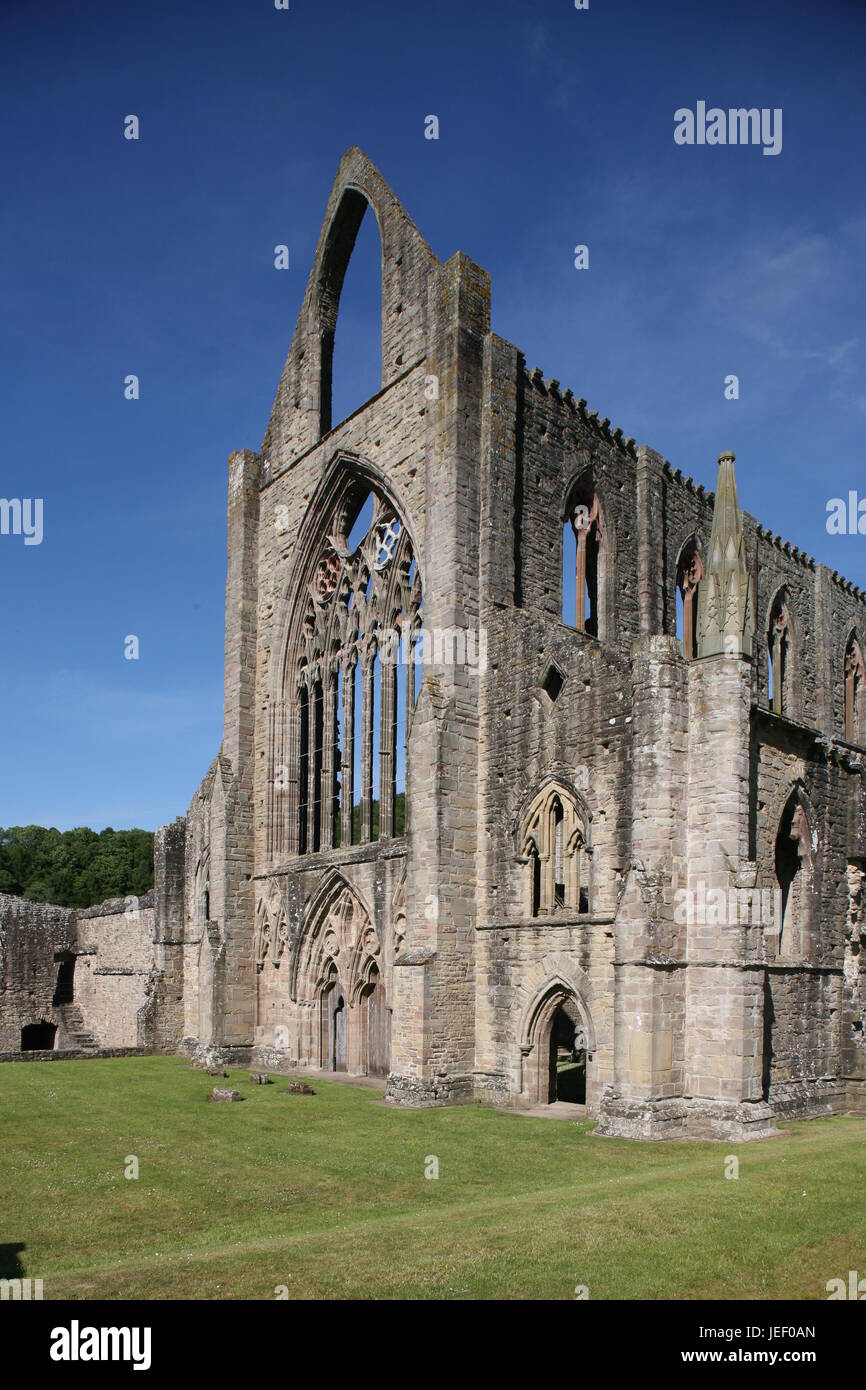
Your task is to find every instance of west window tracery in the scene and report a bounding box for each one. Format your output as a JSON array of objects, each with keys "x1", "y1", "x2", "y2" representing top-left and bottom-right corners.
[{"x1": 282, "y1": 480, "x2": 422, "y2": 857}]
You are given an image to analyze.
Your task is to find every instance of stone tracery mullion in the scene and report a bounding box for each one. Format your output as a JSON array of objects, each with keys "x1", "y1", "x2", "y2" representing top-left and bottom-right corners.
[
  {"x1": 380, "y1": 636, "x2": 396, "y2": 838},
  {"x1": 341, "y1": 652, "x2": 356, "y2": 845},
  {"x1": 361, "y1": 642, "x2": 375, "y2": 843},
  {"x1": 321, "y1": 664, "x2": 337, "y2": 851}
]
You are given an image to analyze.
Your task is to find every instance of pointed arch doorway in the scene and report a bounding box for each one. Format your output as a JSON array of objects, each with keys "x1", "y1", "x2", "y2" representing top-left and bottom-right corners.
[
  {"x1": 521, "y1": 975, "x2": 596, "y2": 1107},
  {"x1": 548, "y1": 999, "x2": 587, "y2": 1104}
]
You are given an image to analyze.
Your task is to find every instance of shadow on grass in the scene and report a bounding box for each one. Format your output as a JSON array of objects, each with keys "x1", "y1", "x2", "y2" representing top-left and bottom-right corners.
[{"x1": 0, "y1": 1243, "x2": 27, "y2": 1278}]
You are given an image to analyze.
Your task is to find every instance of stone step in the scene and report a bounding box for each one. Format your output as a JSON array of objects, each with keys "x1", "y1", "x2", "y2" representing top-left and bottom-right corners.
[{"x1": 55, "y1": 1004, "x2": 99, "y2": 1052}]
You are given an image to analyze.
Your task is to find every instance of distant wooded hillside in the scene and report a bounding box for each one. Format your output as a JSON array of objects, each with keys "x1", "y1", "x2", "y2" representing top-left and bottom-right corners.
[{"x1": 0, "y1": 825, "x2": 154, "y2": 909}]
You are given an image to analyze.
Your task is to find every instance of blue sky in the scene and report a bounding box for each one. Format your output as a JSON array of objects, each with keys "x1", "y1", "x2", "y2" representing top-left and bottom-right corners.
[{"x1": 1, "y1": 0, "x2": 864, "y2": 830}]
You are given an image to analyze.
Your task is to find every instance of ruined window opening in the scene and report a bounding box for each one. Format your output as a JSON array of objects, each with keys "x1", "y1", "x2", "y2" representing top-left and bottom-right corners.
[
  {"x1": 298, "y1": 682, "x2": 309, "y2": 855},
  {"x1": 561, "y1": 520, "x2": 576, "y2": 626},
  {"x1": 319, "y1": 195, "x2": 382, "y2": 436},
  {"x1": 334, "y1": 666, "x2": 344, "y2": 847},
  {"x1": 395, "y1": 623, "x2": 408, "y2": 834},
  {"x1": 369, "y1": 647, "x2": 381, "y2": 841},
  {"x1": 311, "y1": 677, "x2": 324, "y2": 852},
  {"x1": 774, "y1": 794, "x2": 812, "y2": 958},
  {"x1": 845, "y1": 635, "x2": 865, "y2": 744},
  {"x1": 531, "y1": 848, "x2": 541, "y2": 916},
  {"x1": 768, "y1": 591, "x2": 792, "y2": 716},
  {"x1": 352, "y1": 657, "x2": 363, "y2": 844},
  {"x1": 52, "y1": 956, "x2": 75, "y2": 1006},
  {"x1": 542, "y1": 663, "x2": 564, "y2": 703},
  {"x1": 676, "y1": 540, "x2": 703, "y2": 661},
  {"x1": 553, "y1": 801, "x2": 565, "y2": 908},
  {"x1": 562, "y1": 486, "x2": 605, "y2": 640}
]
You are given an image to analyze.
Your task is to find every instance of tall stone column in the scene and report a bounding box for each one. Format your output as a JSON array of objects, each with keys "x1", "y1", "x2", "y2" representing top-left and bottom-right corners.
[
  {"x1": 387, "y1": 251, "x2": 490, "y2": 1106},
  {"x1": 218, "y1": 448, "x2": 260, "y2": 1049},
  {"x1": 636, "y1": 446, "x2": 665, "y2": 637},
  {"x1": 597, "y1": 635, "x2": 689, "y2": 1140},
  {"x1": 138, "y1": 819, "x2": 186, "y2": 1051}
]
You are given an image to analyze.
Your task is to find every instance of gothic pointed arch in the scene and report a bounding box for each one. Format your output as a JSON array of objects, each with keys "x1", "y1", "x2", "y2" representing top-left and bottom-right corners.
[
  {"x1": 515, "y1": 776, "x2": 592, "y2": 917},
  {"x1": 193, "y1": 848, "x2": 210, "y2": 928},
  {"x1": 289, "y1": 870, "x2": 389, "y2": 1077},
  {"x1": 561, "y1": 467, "x2": 615, "y2": 640},
  {"x1": 290, "y1": 871, "x2": 379, "y2": 1005},
  {"x1": 767, "y1": 585, "x2": 796, "y2": 717},
  {"x1": 674, "y1": 532, "x2": 704, "y2": 661},
  {"x1": 254, "y1": 878, "x2": 290, "y2": 971},
  {"x1": 518, "y1": 970, "x2": 597, "y2": 1106},
  {"x1": 769, "y1": 780, "x2": 816, "y2": 960},
  {"x1": 263, "y1": 147, "x2": 438, "y2": 462},
  {"x1": 266, "y1": 455, "x2": 423, "y2": 861},
  {"x1": 843, "y1": 626, "x2": 865, "y2": 744}
]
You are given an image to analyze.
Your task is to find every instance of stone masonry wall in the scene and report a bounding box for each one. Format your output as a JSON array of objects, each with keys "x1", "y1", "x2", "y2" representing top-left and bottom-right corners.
[{"x1": 0, "y1": 892, "x2": 154, "y2": 1053}]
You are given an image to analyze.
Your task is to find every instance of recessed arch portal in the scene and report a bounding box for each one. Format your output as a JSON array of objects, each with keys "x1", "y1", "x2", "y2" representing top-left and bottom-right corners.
[
  {"x1": 290, "y1": 873, "x2": 388, "y2": 1076},
  {"x1": 519, "y1": 974, "x2": 596, "y2": 1107}
]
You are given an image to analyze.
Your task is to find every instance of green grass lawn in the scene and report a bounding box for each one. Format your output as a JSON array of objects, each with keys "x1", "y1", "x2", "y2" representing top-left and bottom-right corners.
[{"x1": 0, "y1": 1056, "x2": 863, "y2": 1300}]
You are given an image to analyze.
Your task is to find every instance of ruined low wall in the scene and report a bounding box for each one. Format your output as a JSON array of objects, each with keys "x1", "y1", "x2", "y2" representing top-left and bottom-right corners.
[
  {"x1": 74, "y1": 897, "x2": 156, "y2": 1049},
  {"x1": 0, "y1": 896, "x2": 76, "y2": 1051},
  {"x1": 0, "y1": 892, "x2": 155, "y2": 1054}
]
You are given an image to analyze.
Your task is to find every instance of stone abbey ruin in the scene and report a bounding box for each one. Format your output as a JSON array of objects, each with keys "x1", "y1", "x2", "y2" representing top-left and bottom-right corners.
[{"x1": 2, "y1": 148, "x2": 866, "y2": 1141}]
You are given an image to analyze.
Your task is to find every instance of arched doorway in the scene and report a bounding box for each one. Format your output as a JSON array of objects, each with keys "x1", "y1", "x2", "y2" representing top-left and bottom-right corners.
[
  {"x1": 297, "y1": 875, "x2": 390, "y2": 1076},
  {"x1": 521, "y1": 976, "x2": 596, "y2": 1107},
  {"x1": 21, "y1": 1021, "x2": 57, "y2": 1051},
  {"x1": 331, "y1": 991, "x2": 347, "y2": 1072},
  {"x1": 361, "y1": 963, "x2": 391, "y2": 1077},
  {"x1": 548, "y1": 1002, "x2": 587, "y2": 1103},
  {"x1": 320, "y1": 968, "x2": 349, "y2": 1073}
]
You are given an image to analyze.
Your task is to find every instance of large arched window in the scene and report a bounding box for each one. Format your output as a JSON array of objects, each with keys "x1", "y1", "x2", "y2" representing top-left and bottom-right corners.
[
  {"x1": 562, "y1": 473, "x2": 609, "y2": 639},
  {"x1": 286, "y1": 478, "x2": 422, "y2": 856},
  {"x1": 317, "y1": 190, "x2": 383, "y2": 436},
  {"x1": 675, "y1": 536, "x2": 703, "y2": 661},
  {"x1": 329, "y1": 204, "x2": 382, "y2": 429},
  {"x1": 844, "y1": 632, "x2": 865, "y2": 744},
  {"x1": 518, "y1": 782, "x2": 591, "y2": 917},
  {"x1": 767, "y1": 588, "x2": 793, "y2": 716}
]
